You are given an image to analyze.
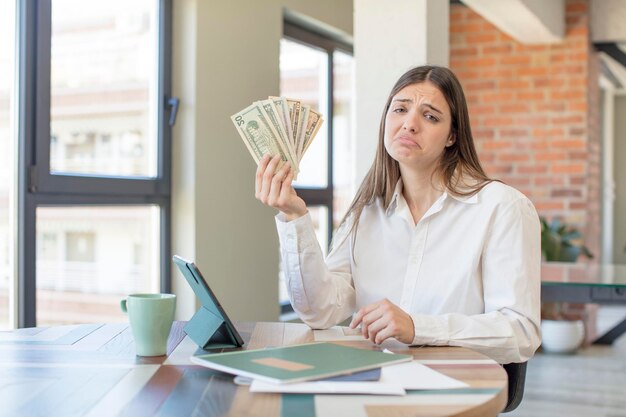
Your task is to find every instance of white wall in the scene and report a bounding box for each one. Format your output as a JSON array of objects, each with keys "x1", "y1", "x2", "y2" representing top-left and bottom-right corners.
[
  {"x1": 591, "y1": 0, "x2": 626, "y2": 42},
  {"x1": 172, "y1": 0, "x2": 353, "y2": 321},
  {"x1": 353, "y1": 0, "x2": 449, "y2": 183}
]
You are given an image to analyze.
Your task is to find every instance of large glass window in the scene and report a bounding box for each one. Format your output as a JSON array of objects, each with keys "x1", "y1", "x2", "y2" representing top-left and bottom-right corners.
[
  {"x1": 280, "y1": 39, "x2": 329, "y2": 188},
  {"x1": 36, "y1": 206, "x2": 160, "y2": 325},
  {"x1": 332, "y1": 50, "x2": 355, "y2": 228},
  {"x1": 278, "y1": 23, "x2": 354, "y2": 313},
  {"x1": 17, "y1": 0, "x2": 173, "y2": 327},
  {"x1": 0, "y1": 0, "x2": 16, "y2": 330},
  {"x1": 50, "y1": 0, "x2": 158, "y2": 177}
]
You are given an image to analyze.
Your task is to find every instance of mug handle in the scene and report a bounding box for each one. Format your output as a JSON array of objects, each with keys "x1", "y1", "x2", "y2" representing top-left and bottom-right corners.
[{"x1": 120, "y1": 299, "x2": 128, "y2": 314}]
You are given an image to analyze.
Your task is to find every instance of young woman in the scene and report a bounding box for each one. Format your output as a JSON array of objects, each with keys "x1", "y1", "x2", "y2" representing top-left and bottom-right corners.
[{"x1": 255, "y1": 66, "x2": 541, "y2": 364}]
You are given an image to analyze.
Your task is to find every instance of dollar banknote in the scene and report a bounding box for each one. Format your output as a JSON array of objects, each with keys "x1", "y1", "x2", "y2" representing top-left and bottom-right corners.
[
  {"x1": 295, "y1": 104, "x2": 310, "y2": 161},
  {"x1": 257, "y1": 99, "x2": 298, "y2": 172},
  {"x1": 231, "y1": 97, "x2": 324, "y2": 177},
  {"x1": 268, "y1": 96, "x2": 295, "y2": 146},
  {"x1": 231, "y1": 102, "x2": 289, "y2": 171},
  {"x1": 284, "y1": 98, "x2": 301, "y2": 150},
  {"x1": 302, "y1": 108, "x2": 324, "y2": 155}
]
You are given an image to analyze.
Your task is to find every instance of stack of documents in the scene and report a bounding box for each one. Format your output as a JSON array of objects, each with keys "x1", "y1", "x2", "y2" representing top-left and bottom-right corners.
[
  {"x1": 190, "y1": 342, "x2": 468, "y2": 396},
  {"x1": 231, "y1": 97, "x2": 323, "y2": 178},
  {"x1": 190, "y1": 343, "x2": 410, "y2": 384},
  {"x1": 250, "y1": 359, "x2": 469, "y2": 395}
]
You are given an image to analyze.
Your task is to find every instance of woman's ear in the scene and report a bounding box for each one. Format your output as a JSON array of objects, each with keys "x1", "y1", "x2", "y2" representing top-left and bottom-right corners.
[{"x1": 446, "y1": 134, "x2": 456, "y2": 147}]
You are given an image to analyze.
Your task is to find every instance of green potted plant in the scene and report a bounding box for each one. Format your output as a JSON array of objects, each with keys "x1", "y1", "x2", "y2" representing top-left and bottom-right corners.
[
  {"x1": 540, "y1": 217, "x2": 593, "y2": 262},
  {"x1": 540, "y1": 217, "x2": 592, "y2": 353}
]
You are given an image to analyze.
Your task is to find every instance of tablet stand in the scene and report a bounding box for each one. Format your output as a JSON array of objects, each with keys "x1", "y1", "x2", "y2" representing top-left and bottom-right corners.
[{"x1": 184, "y1": 306, "x2": 239, "y2": 349}]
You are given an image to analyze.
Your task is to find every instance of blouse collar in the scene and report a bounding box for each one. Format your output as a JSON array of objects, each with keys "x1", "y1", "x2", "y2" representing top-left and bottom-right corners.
[{"x1": 386, "y1": 178, "x2": 478, "y2": 216}]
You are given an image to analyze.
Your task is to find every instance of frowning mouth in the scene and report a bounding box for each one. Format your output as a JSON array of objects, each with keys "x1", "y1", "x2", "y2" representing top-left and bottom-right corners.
[{"x1": 395, "y1": 135, "x2": 421, "y2": 148}]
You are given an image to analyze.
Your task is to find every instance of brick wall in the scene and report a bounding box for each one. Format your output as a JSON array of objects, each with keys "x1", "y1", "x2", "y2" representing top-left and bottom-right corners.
[{"x1": 449, "y1": 0, "x2": 601, "y2": 260}]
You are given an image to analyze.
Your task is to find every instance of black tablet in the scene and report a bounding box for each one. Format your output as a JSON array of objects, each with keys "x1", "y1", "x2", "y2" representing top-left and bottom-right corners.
[{"x1": 173, "y1": 255, "x2": 244, "y2": 349}]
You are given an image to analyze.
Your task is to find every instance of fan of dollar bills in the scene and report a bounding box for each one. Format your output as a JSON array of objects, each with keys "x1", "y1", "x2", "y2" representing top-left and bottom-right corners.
[{"x1": 231, "y1": 97, "x2": 324, "y2": 178}]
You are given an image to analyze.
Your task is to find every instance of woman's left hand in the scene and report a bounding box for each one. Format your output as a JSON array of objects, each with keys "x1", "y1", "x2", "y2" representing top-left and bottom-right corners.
[{"x1": 349, "y1": 299, "x2": 415, "y2": 345}]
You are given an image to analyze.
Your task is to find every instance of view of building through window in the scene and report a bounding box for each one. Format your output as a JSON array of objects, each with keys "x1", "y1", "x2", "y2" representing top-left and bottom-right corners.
[
  {"x1": 36, "y1": 206, "x2": 160, "y2": 325},
  {"x1": 332, "y1": 50, "x2": 355, "y2": 228},
  {"x1": 278, "y1": 36, "x2": 354, "y2": 307},
  {"x1": 32, "y1": 0, "x2": 162, "y2": 325},
  {"x1": 50, "y1": 0, "x2": 158, "y2": 177},
  {"x1": 0, "y1": 0, "x2": 16, "y2": 330},
  {"x1": 281, "y1": 39, "x2": 329, "y2": 188}
]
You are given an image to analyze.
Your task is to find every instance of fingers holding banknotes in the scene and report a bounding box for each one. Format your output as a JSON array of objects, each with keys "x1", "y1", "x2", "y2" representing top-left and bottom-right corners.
[
  {"x1": 233, "y1": 96, "x2": 321, "y2": 220},
  {"x1": 256, "y1": 154, "x2": 307, "y2": 221}
]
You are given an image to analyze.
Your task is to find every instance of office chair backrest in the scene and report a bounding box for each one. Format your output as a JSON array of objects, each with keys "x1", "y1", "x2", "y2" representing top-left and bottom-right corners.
[{"x1": 502, "y1": 361, "x2": 527, "y2": 413}]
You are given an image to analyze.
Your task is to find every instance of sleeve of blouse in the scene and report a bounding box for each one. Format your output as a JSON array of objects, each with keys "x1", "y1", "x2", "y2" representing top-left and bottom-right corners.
[
  {"x1": 408, "y1": 197, "x2": 542, "y2": 364},
  {"x1": 275, "y1": 212, "x2": 356, "y2": 329}
]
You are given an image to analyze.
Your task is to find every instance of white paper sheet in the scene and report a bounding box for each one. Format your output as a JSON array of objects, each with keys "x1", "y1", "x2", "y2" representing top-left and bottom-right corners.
[
  {"x1": 313, "y1": 326, "x2": 365, "y2": 341},
  {"x1": 249, "y1": 360, "x2": 467, "y2": 395},
  {"x1": 250, "y1": 380, "x2": 405, "y2": 395},
  {"x1": 381, "y1": 361, "x2": 469, "y2": 390}
]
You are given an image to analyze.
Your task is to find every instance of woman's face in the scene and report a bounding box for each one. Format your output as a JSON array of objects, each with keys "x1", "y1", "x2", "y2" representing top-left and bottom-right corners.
[{"x1": 384, "y1": 81, "x2": 454, "y2": 172}]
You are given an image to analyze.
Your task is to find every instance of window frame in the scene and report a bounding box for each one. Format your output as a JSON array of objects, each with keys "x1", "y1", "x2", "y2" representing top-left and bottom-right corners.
[
  {"x1": 280, "y1": 21, "x2": 353, "y2": 317},
  {"x1": 17, "y1": 0, "x2": 173, "y2": 327},
  {"x1": 283, "y1": 21, "x2": 353, "y2": 246}
]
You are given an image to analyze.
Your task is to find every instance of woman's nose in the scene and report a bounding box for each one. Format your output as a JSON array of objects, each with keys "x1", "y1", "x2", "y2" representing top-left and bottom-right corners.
[{"x1": 402, "y1": 112, "x2": 419, "y2": 132}]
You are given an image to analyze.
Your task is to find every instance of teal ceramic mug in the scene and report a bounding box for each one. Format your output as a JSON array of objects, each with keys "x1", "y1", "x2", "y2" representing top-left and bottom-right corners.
[{"x1": 120, "y1": 293, "x2": 176, "y2": 357}]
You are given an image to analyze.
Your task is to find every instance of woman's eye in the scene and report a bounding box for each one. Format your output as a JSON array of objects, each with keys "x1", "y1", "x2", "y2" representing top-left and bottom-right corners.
[
  {"x1": 392, "y1": 107, "x2": 406, "y2": 113},
  {"x1": 425, "y1": 113, "x2": 438, "y2": 122}
]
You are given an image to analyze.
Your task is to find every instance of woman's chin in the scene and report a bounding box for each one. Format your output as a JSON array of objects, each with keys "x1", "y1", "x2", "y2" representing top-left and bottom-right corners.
[{"x1": 389, "y1": 149, "x2": 417, "y2": 163}]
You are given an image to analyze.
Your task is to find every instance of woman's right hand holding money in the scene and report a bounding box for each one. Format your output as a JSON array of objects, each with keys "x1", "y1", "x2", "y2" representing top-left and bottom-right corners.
[{"x1": 255, "y1": 154, "x2": 307, "y2": 221}]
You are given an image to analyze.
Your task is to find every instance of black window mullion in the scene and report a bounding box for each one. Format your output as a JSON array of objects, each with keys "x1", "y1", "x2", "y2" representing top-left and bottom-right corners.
[
  {"x1": 296, "y1": 188, "x2": 333, "y2": 207},
  {"x1": 34, "y1": 175, "x2": 164, "y2": 197},
  {"x1": 31, "y1": 194, "x2": 169, "y2": 206},
  {"x1": 158, "y1": 0, "x2": 173, "y2": 293},
  {"x1": 158, "y1": 0, "x2": 173, "y2": 193},
  {"x1": 33, "y1": 0, "x2": 51, "y2": 190},
  {"x1": 17, "y1": 0, "x2": 39, "y2": 328},
  {"x1": 160, "y1": 198, "x2": 171, "y2": 293},
  {"x1": 326, "y1": 48, "x2": 334, "y2": 245},
  {"x1": 283, "y1": 22, "x2": 351, "y2": 54}
]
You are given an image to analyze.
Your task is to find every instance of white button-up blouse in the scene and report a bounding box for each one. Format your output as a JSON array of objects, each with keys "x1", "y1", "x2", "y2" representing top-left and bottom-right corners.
[{"x1": 276, "y1": 180, "x2": 542, "y2": 364}]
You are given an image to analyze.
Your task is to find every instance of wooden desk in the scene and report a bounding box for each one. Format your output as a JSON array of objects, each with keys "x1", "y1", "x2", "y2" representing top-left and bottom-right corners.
[{"x1": 0, "y1": 322, "x2": 507, "y2": 417}]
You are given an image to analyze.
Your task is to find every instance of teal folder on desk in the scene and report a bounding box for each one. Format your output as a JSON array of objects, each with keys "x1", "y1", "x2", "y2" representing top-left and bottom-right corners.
[{"x1": 190, "y1": 342, "x2": 412, "y2": 384}]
